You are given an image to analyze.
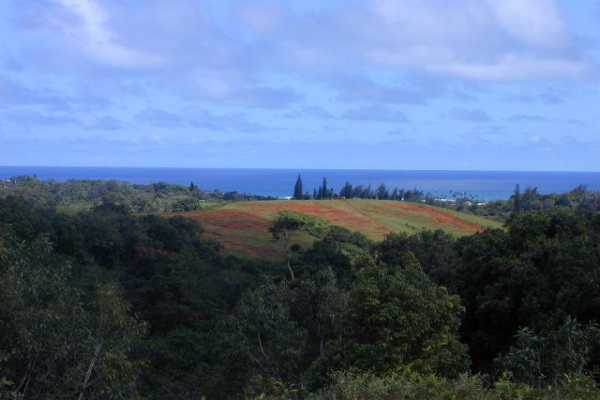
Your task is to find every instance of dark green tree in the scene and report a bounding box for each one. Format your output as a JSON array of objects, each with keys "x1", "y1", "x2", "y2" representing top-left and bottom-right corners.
[
  {"x1": 0, "y1": 234, "x2": 145, "y2": 399},
  {"x1": 293, "y1": 175, "x2": 304, "y2": 200},
  {"x1": 335, "y1": 253, "x2": 469, "y2": 377},
  {"x1": 270, "y1": 213, "x2": 307, "y2": 280},
  {"x1": 220, "y1": 280, "x2": 308, "y2": 395},
  {"x1": 318, "y1": 178, "x2": 329, "y2": 200},
  {"x1": 513, "y1": 184, "x2": 521, "y2": 213},
  {"x1": 339, "y1": 182, "x2": 353, "y2": 199},
  {"x1": 376, "y1": 184, "x2": 389, "y2": 200},
  {"x1": 497, "y1": 318, "x2": 600, "y2": 388}
]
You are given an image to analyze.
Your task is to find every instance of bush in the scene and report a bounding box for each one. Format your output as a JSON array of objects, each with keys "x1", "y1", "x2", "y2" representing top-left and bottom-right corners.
[{"x1": 302, "y1": 371, "x2": 600, "y2": 400}]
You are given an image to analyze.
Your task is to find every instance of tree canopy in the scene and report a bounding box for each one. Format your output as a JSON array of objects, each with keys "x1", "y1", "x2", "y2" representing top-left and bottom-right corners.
[{"x1": 2, "y1": 181, "x2": 600, "y2": 398}]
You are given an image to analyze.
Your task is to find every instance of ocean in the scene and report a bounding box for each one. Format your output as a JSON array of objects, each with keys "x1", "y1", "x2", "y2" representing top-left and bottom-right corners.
[{"x1": 1, "y1": 166, "x2": 600, "y2": 201}]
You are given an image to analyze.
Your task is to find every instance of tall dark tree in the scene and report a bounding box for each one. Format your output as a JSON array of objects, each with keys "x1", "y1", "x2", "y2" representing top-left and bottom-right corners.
[
  {"x1": 340, "y1": 182, "x2": 353, "y2": 199},
  {"x1": 513, "y1": 184, "x2": 521, "y2": 213},
  {"x1": 270, "y1": 213, "x2": 308, "y2": 280},
  {"x1": 321, "y1": 177, "x2": 329, "y2": 199},
  {"x1": 316, "y1": 177, "x2": 329, "y2": 200},
  {"x1": 376, "y1": 184, "x2": 389, "y2": 200},
  {"x1": 293, "y1": 174, "x2": 304, "y2": 200}
]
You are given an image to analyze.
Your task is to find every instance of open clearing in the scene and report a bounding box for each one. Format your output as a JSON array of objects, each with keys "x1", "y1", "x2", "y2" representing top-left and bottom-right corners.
[{"x1": 176, "y1": 200, "x2": 502, "y2": 259}]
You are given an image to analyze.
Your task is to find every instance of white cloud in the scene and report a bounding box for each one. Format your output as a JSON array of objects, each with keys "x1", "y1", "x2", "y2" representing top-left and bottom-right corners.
[
  {"x1": 434, "y1": 54, "x2": 589, "y2": 81},
  {"x1": 54, "y1": 0, "x2": 161, "y2": 67},
  {"x1": 37, "y1": 0, "x2": 589, "y2": 82},
  {"x1": 484, "y1": 0, "x2": 567, "y2": 49},
  {"x1": 365, "y1": 0, "x2": 584, "y2": 80}
]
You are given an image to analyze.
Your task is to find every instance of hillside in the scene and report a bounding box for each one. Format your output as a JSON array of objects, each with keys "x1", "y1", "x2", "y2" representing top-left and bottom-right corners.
[{"x1": 175, "y1": 199, "x2": 502, "y2": 258}]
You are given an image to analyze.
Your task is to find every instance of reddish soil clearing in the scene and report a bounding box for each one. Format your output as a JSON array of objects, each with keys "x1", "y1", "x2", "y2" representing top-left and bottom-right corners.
[
  {"x1": 175, "y1": 200, "x2": 495, "y2": 258},
  {"x1": 238, "y1": 202, "x2": 377, "y2": 231},
  {"x1": 194, "y1": 209, "x2": 272, "y2": 231},
  {"x1": 385, "y1": 202, "x2": 483, "y2": 233}
]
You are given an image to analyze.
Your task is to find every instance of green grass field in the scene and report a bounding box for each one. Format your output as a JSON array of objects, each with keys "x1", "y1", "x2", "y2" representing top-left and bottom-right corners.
[{"x1": 175, "y1": 199, "x2": 502, "y2": 259}]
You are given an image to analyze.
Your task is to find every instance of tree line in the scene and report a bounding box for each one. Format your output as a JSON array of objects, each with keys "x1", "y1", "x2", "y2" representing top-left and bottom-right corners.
[
  {"x1": 0, "y1": 175, "x2": 275, "y2": 214},
  {"x1": 455, "y1": 184, "x2": 600, "y2": 219},
  {"x1": 293, "y1": 174, "x2": 425, "y2": 201}
]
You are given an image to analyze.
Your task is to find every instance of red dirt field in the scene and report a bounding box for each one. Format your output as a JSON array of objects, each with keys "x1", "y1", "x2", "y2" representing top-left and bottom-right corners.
[
  {"x1": 174, "y1": 200, "x2": 500, "y2": 258},
  {"x1": 384, "y1": 202, "x2": 483, "y2": 233},
  {"x1": 237, "y1": 202, "x2": 377, "y2": 230},
  {"x1": 195, "y1": 209, "x2": 272, "y2": 231}
]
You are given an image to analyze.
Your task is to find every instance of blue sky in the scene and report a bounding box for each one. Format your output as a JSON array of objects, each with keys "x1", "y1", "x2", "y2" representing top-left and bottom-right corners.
[{"x1": 1, "y1": 0, "x2": 599, "y2": 170}]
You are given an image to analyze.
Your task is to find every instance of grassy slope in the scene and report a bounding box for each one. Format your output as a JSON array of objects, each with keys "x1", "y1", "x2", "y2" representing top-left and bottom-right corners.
[{"x1": 176, "y1": 199, "x2": 502, "y2": 259}]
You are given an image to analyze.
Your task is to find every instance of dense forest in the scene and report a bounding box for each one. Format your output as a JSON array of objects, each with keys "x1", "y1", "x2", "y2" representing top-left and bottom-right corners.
[
  {"x1": 0, "y1": 176, "x2": 274, "y2": 213},
  {"x1": 2, "y1": 179, "x2": 600, "y2": 399}
]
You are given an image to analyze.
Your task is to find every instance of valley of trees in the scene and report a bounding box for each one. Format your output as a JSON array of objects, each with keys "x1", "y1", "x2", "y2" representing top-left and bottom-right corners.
[{"x1": 2, "y1": 179, "x2": 600, "y2": 398}]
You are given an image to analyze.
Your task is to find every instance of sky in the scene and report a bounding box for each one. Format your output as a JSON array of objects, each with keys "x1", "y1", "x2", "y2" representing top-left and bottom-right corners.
[{"x1": 1, "y1": 0, "x2": 600, "y2": 171}]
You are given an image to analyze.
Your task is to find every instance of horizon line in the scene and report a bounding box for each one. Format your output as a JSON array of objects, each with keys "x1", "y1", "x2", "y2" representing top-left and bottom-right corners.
[{"x1": 1, "y1": 165, "x2": 600, "y2": 174}]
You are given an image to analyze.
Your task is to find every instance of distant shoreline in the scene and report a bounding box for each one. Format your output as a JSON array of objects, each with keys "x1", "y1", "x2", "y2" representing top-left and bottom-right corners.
[{"x1": 2, "y1": 166, "x2": 600, "y2": 201}]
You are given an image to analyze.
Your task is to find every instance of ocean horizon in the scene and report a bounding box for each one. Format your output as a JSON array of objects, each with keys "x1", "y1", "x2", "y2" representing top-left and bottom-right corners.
[{"x1": 2, "y1": 166, "x2": 600, "y2": 201}]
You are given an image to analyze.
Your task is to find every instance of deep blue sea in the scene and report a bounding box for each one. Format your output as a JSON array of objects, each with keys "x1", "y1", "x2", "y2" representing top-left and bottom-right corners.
[{"x1": 1, "y1": 166, "x2": 600, "y2": 201}]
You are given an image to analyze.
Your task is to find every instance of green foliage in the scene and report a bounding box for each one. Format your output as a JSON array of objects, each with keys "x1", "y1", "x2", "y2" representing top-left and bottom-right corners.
[
  {"x1": 304, "y1": 371, "x2": 600, "y2": 400},
  {"x1": 0, "y1": 233, "x2": 145, "y2": 399},
  {"x1": 336, "y1": 254, "x2": 469, "y2": 377},
  {"x1": 271, "y1": 211, "x2": 330, "y2": 240},
  {"x1": 0, "y1": 176, "x2": 274, "y2": 213},
  {"x1": 309, "y1": 177, "x2": 425, "y2": 201},
  {"x1": 452, "y1": 210, "x2": 600, "y2": 371},
  {"x1": 496, "y1": 318, "x2": 600, "y2": 388},
  {"x1": 293, "y1": 174, "x2": 304, "y2": 200},
  {"x1": 377, "y1": 230, "x2": 459, "y2": 288},
  {"x1": 224, "y1": 280, "x2": 309, "y2": 393},
  {"x1": 3, "y1": 184, "x2": 600, "y2": 399},
  {"x1": 0, "y1": 196, "x2": 260, "y2": 399},
  {"x1": 466, "y1": 185, "x2": 600, "y2": 218},
  {"x1": 207, "y1": 268, "x2": 348, "y2": 397}
]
